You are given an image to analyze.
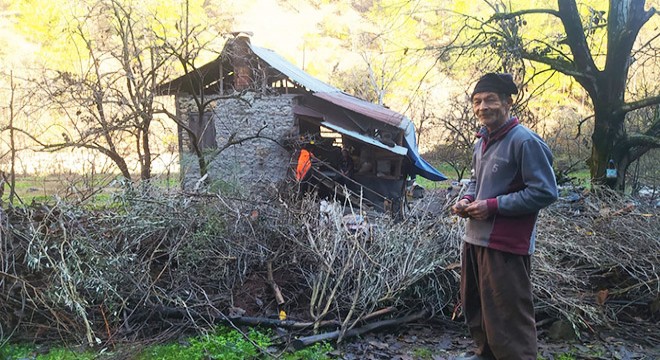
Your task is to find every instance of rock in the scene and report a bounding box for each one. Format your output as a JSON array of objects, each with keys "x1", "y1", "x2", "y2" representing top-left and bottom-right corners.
[{"x1": 547, "y1": 319, "x2": 578, "y2": 341}]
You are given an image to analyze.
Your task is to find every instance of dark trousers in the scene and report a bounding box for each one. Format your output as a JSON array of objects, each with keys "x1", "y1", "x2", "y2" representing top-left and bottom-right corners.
[{"x1": 460, "y1": 242, "x2": 537, "y2": 360}]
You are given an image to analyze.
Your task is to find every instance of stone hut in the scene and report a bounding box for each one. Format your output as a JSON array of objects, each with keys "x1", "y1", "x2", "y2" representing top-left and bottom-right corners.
[{"x1": 157, "y1": 34, "x2": 445, "y2": 210}]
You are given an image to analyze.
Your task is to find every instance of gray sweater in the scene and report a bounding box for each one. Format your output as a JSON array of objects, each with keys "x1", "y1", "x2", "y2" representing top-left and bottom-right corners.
[{"x1": 463, "y1": 118, "x2": 558, "y2": 255}]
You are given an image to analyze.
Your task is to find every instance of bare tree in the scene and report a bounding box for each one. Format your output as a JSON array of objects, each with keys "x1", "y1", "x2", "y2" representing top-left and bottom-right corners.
[
  {"x1": 0, "y1": 70, "x2": 41, "y2": 204},
  {"x1": 425, "y1": 95, "x2": 480, "y2": 181},
  {"x1": 25, "y1": 0, "x2": 173, "y2": 181},
  {"x1": 442, "y1": 0, "x2": 659, "y2": 189},
  {"x1": 153, "y1": 0, "x2": 222, "y2": 179},
  {"x1": 1, "y1": 72, "x2": 18, "y2": 203},
  {"x1": 328, "y1": 41, "x2": 415, "y2": 106},
  {"x1": 6, "y1": 72, "x2": 18, "y2": 203}
]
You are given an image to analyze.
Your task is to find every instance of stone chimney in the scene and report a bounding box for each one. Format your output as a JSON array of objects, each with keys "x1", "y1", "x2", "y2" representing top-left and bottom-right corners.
[{"x1": 227, "y1": 32, "x2": 253, "y2": 91}]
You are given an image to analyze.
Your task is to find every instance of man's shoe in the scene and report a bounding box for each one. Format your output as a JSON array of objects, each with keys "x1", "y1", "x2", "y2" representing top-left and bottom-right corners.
[{"x1": 454, "y1": 354, "x2": 493, "y2": 360}]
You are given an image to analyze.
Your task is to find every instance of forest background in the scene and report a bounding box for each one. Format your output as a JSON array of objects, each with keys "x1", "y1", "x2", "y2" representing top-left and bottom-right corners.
[
  {"x1": 0, "y1": 0, "x2": 658, "y2": 359},
  {"x1": 0, "y1": 0, "x2": 657, "y2": 195}
]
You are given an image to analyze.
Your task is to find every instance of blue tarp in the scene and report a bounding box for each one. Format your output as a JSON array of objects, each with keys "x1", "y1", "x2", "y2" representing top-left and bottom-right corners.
[{"x1": 404, "y1": 122, "x2": 447, "y2": 181}]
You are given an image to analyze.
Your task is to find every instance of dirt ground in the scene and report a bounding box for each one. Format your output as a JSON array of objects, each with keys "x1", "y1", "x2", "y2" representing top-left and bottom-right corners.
[{"x1": 333, "y1": 318, "x2": 660, "y2": 360}]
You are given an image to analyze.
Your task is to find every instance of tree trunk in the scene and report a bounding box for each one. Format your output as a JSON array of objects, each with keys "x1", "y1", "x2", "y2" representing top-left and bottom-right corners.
[
  {"x1": 590, "y1": 106, "x2": 627, "y2": 188},
  {"x1": 8, "y1": 72, "x2": 17, "y2": 204},
  {"x1": 558, "y1": 0, "x2": 657, "y2": 191},
  {"x1": 115, "y1": 157, "x2": 132, "y2": 181},
  {"x1": 99, "y1": 148, "x2": 131, "y2": 180},
  {"x1": 141, "y1": 123, "x2": 152, "y2": 180}
]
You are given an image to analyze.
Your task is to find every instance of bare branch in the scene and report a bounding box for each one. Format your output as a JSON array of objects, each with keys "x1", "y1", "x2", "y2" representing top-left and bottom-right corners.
[
  {"x1": 618, "y1": 95, "x2": 660, "y2": 115},
  {"x1": 490, "y1": 8, "x2": 561, "y2": 19}
]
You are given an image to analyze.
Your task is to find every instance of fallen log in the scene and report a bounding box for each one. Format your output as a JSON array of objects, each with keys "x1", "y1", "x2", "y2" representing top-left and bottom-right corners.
[
  {"x1": 127, "y1": 305, "x2": 342, "y2": 330},
  {"x1": 359, "y1": 306, "x2": 395, "y2": 323},
  {"x1": 290, "y1": 308, "x2": 429, "y2": 350},
  {"x1": 229, "y1": 315, "x2": 341, "y2": 330}
]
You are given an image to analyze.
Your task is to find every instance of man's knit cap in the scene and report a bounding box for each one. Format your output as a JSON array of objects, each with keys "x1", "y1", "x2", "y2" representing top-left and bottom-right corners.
[{"x1": 471, "y1": 73, "x2": 518, "y2": 98}]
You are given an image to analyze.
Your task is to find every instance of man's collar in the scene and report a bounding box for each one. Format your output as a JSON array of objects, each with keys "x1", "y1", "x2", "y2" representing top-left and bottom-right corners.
[{"x1": 476, "y1": 117, "x2": 519, "y2": 139}]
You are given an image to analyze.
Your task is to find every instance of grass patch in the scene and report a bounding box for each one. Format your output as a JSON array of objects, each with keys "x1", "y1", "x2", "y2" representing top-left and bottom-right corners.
[
  {"x1": 137, "y1": 327, "x2": 333, "y2": 360},
  {"x1": 412, "y1": 347, "x2": 434, "y2": 359},
  {"x1": 540, "y1": 352, "x2": 575, "y2": 360},
  {"x1": 414, "y1": 176, "x2": 448, "y2": 190},
  {"x1": 0, "y1": 344, "x2": 96, "y2": 360},
  {"x1": 416, "y1": 163, "x2": 594, "y2": 192},
  {"x1": 1, "y1": 173, "x2": 181, "y2": 205},
  {"x1": 137, "y1": 328, "x2": 270, "y2": 360},
  {"x1": 0, "y1": 327, "x2": 334, "y2": 360}
]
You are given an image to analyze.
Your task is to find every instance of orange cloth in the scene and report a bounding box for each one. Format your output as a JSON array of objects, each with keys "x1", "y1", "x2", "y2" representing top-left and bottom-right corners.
[{"x1": 296, "y1": 149, "x2": 312, "y2": 181}]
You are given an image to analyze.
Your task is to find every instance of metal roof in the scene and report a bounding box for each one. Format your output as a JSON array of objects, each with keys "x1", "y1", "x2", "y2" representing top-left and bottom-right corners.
[
  {"x1": 293, "y1": 104, "x2": 407, "y2": 156},
  {"x1": 314, "y1": 92, "x2": 407, "y2": 129},
  {"x1": 321, "y1": 122, "x2": 408, "y2": 156},
  {"x1": 249, "y1": 45, "x2": 339, "y2": 93},
  {"x1": 251, "y1": 43, "x2": 443, "y2": 180},
  {"x1": 250, "y1": 44, "x2": 407, "y2": 129}
]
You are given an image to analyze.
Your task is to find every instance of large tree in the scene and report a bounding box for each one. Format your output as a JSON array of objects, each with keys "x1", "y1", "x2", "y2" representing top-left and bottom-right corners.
[{"x1": 446, "y1": 0, "x2": 659, "y2": 189}]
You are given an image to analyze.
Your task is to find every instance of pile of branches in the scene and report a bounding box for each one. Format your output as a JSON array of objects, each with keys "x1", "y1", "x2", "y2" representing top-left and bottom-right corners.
[
  {"x1": 533, "y1": 187, "x2": 659, "y2": 344},
  {"x1": 0, "y1": 184, "x2": 461, "y2": 348},
  {"x1": 0, "y1": 183, "x2": 657, "y2": 349}
]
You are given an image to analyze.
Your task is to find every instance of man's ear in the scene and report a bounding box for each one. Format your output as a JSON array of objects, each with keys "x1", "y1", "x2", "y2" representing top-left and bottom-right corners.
[{"x1": 505, "y1": 96, "x2": 514, "y2": 108}]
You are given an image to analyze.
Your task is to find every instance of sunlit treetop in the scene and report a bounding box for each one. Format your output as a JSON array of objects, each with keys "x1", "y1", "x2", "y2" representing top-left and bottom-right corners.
[{"x1": 9, "y1": 0, "x2": 233, "y2": 71}]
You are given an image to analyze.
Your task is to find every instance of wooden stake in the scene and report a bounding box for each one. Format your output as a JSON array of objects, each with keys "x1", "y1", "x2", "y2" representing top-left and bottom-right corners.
[{"x1": 267, "y1": 261, "x2": 286, "y2": 306}]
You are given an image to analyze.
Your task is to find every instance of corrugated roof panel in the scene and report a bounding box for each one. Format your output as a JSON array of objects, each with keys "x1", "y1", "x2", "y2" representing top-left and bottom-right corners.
[
  {"x1": 321, "y1": 121, "x2": 408, "y2": 156},
  {"x1": 292, "y1": 104, "x2": 325, "y2": 119},
  {"x1": 249, "y1": 45, "x2": 339, "y2": 93},
  {"x1": 313, "y1": 92, "x2": 407, "y2": 129}
]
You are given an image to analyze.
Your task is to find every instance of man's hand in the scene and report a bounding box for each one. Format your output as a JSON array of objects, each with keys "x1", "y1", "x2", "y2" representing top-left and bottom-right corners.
[
  {"x1": 452, "y1": 199, "x2": 470, "y2": 218},
  {"x1": 465, "y1": 200, "x2": 489, "y2": 220}
]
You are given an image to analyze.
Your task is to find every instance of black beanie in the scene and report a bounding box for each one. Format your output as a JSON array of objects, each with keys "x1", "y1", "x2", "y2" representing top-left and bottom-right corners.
[{"x1": 471, "y1": 73, "x2": 518, "y2": 98}]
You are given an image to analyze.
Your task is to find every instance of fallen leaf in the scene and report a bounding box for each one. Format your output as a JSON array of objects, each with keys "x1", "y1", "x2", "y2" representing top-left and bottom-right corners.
[
  {"x1": 368, "y1": 340, "x2": 389, "y2": 350},
  {"x1": 596, "y1": 289, "x2": 609, "y2": 305},
  {"x1": 393, "y1": 355, "x2": 413, "y2": 360},
  {"x1": 573, "y1": 344, "x2": 591, "y2": 352}
]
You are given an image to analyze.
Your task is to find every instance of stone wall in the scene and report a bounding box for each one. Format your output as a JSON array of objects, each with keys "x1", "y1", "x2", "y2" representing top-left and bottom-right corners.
[{"x1": 179, "y1": 93, "x2": 297, "y2": 193}]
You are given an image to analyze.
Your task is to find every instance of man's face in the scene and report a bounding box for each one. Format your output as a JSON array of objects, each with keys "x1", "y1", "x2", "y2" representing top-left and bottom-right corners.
[{"x1": 472, "y1": 92, "x2": 512, "y2": 131}]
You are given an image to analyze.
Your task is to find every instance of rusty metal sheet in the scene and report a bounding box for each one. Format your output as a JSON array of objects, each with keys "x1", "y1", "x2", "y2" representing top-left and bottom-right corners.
[{"x1": 313, "y1": 92, "x2": 407, "y2": 129}]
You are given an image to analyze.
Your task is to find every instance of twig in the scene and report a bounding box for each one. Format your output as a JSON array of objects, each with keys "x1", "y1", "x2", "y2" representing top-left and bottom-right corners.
[
  {"x1": 291, "y1": 309, "x2": 429, "y2": 350},
  {"x1": 267, "y1": 261, "x2": 285, "y2": 306}
]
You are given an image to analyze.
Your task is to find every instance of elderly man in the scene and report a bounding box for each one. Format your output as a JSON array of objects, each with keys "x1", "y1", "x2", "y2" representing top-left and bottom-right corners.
[{"x1": 452, "y1": 73, "x2": 558, "y2": 360}]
